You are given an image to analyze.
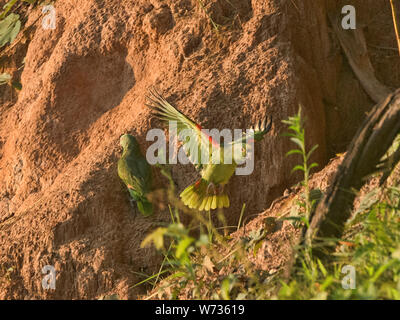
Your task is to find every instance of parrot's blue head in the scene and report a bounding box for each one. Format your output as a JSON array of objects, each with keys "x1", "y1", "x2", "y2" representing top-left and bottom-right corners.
[{"x1": 120, "y1": 134, "x2": 140, "y2": 151}]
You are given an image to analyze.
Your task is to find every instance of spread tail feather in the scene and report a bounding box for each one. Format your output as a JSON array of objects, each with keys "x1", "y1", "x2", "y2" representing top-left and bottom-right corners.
[{"x1": 180, "y1": 179, "x2": 229, "y2": 211}]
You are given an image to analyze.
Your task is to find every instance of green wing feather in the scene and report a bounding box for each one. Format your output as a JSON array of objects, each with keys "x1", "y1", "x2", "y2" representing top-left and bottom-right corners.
[
  {"x1": 146, "y1": 88, "x2": 219, "y2": 171},
  {"x1": 118, "y1": 136, "x2": 153, "y2": 216},
  {"x1": 118, "y1": 158, "x2": 150, "y2": 197}
]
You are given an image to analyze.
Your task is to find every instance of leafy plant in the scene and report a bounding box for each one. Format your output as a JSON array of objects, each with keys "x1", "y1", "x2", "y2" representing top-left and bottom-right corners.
[
  {"x1": 0, "y1": 0, "x2": 41, "y2": 48},
  {"x1": 279, "y1": 184, "x2": 400, "y2": 300},
  {"x1": 0, "y1": 0, "x2": 40, "y2": 93},
  {"x1": 0, "y1": 0, "x2": 37, "y2": 20},
  {"x1": 0, "y1": 13, "x2": 21, "y2": 48},
  {"x1": 138, "y1": 106, "x2": 400, "y2": 301},
  {"x1": 282, "y1": 106, "x2": 319, "y2": 222}
]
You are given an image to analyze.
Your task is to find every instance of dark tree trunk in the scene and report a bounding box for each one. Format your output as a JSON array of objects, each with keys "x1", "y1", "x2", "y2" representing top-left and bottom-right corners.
[{"x1": 306, "y1": 89, "x2": 400, "y2": 256}]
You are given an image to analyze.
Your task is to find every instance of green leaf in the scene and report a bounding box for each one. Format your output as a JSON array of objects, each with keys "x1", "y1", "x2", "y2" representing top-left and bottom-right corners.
[
  {"x1": 221, "y1": 278, "x2": 230, "y2": 300},
  {"x1": 221, "y1": 276, "x2": 236, "y2": 300},
  {"x1": 320, "y1": 275, "x2": 333, "y2": 291},
  {"x1": 0, "y1": 0, "x2": 18, "y2": 20},
  {"x1": 291, "y1": 165, "x2": 305, "y2": 174},
  {"x1": 286, "y1": 149, "x2": 303, "y2": 157},
  {"x1": 287, "y1": 125, "x2": 301, "y2": 133},
  {"x1": 317, "y1": 258, "x2": 327, "y2": 277},
  {"x1": 175, "y1": 236, "x2": 195, "y2": 259},
  {"x1": 290, "y1": 137, "x2": 304, "y2": 149},
  {"x1": 253, "y1": 240, "x2": 263, "y2": 257},
  {"x1": 141, "y1": 227, "x2": 167, "y2": 250},
  {"x1": 0, "y1": 13, "x2": 21, "y2": 48},
  {"x1": 307, "y1": 163, "x2": 319, "y2": 173},
  {"x1": 196, "y1": 234, "x2": 209, "y2": 247},
  {"x1": 131, "y1": 269, "x2": 170, "y2": 288},
  {"x1": 306, "y1": 144, "x2": 319, "y2": 160},
  {"x1": 371, "y1": 260, "x2": 396, "y2": 283}
]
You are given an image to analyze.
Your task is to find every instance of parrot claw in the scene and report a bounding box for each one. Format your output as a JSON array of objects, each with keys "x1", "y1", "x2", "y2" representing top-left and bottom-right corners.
[
  {"x1": 206, "y1": 183, "x2": 217, "y2": 195},
  {"x1": 209, "y1": 184, "x2": 224, "y2": 195}
]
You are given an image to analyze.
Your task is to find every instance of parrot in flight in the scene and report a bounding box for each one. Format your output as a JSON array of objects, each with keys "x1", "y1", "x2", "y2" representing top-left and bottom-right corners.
[
  {"x1": 118, "y1": 134, "x2": 153, "y2": 216},
  {"x1": 146, "y1": 89, "x2": 272, "y2": 212}
]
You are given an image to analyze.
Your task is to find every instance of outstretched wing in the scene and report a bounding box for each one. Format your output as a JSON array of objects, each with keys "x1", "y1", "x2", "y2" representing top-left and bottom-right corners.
[
  {"x1": 228, "y1": 114, "x2": 272, "y2": 163},
  {"x1": 146, "y1": 88, "x2": 219, "y2": 170}
]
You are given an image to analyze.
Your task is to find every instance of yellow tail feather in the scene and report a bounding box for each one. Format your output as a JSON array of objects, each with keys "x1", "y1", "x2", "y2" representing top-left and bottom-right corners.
[
  {"x1": 180, "y1": 180, "x2": 230, "y2": 211},
  {"x1": 211, "y1": 196, "x2": 217, "y2": 210}
]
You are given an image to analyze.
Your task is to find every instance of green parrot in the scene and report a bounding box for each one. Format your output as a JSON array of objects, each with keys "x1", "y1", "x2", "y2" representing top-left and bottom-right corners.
[
  {"x1": 118, "y1": 134, "x2": 153, "y2": 216},
  {"x1": 146, "y1": 89, "x2": 272, "y2": 212}
]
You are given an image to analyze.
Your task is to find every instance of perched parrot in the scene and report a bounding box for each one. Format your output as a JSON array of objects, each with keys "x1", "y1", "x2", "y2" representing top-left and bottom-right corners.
[
  {"x1": 146, "y1": 89, "x2": 272, "y2": 212},
  {"x1": 118, "y1": 134, "x2": 153, "y2": 216}
]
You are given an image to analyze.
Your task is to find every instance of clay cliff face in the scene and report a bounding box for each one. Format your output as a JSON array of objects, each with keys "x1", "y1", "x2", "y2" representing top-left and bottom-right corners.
[{"x1": 0, "y1": 0, "x2": 397, "y2": 299}]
